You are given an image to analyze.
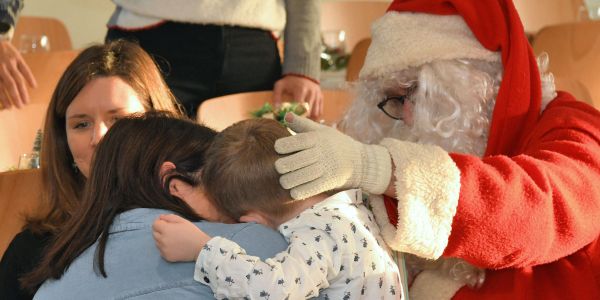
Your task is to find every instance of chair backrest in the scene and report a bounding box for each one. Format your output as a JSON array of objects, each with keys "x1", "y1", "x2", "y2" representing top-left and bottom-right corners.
[
  {"x1": 197, "y1": 89, "x2": 354, "y2": 131},
  {"x1": 320, "y1": 1, "x2": 389, "y2": 51},
  {"x1": 0, "y1": 50, "x2": 78, "y2": 171},
  {"x1": 532, "y1": 21, "x2": 600, "y2": 108},
  {"x1": 0, "y1": 169, "x2": 43, "y2": 259},
  {"x1": 12, "y1": 16, "x2": 72, "y2": 51},
  {"x1": 346, "y1": 38, "x2": 372, "y2": 82}
]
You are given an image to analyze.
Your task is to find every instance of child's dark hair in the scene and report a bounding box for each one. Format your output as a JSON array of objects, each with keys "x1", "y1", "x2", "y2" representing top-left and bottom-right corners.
[{"x1": 202, "y1": 118, "x2": 292, "y2": 221}]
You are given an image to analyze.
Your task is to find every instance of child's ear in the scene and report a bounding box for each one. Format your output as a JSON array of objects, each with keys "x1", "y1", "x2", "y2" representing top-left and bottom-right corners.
[
  {"x1": 239, "y1": 211, "x2": 273, "y2": 228},
  {"x1": 168, "y1": 179, "x2": 182, "y2": 198}
]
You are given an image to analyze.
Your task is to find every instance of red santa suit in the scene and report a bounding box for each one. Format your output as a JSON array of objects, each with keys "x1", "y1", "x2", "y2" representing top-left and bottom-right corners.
[{"x1": 361, "y1": 0, "x2": 600, "y2": 299}]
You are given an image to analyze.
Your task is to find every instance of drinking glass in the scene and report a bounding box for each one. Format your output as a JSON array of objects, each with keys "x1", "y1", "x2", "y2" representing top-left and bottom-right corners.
[
  {"x1": 19, "y1": 34, "x2": 51, "y2": 53},
  {"x1": 18, "y1": 152, "x2": 40, "y2": 169},
  {"x1": 584, "y1": 0, "x2": 600, "y2": 20},
  {"x1": 321, "y1": 30, "x2": 349, "y2": 71}
]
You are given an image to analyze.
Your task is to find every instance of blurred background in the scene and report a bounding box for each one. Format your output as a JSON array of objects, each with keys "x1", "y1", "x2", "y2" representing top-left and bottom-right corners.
[{"x1": 21, "y1": 0, "x2": 594, "y2": 49}]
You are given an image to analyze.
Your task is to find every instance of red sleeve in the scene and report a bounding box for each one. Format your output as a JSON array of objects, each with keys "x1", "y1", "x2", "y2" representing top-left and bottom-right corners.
[
  {"x1": 382, "y1": 195, "x2": 399, "y2": 228},
  {"x1": 444, "y1": 93, "x2": 600, "y2": 269}
]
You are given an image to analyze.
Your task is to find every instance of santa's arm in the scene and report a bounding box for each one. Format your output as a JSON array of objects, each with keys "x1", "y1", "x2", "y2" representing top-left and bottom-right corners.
[{"x1": 372, "y1": 97, "x2": 600, "y2": 269}]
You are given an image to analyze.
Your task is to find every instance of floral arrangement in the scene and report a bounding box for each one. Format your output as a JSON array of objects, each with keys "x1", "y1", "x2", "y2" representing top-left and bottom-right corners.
[
  {"x1": 320, "y1": 47, "x2": 349, "y2": 71},
  {"x1": 250, "y1": 101, "x2": 308, "y2": 124}
]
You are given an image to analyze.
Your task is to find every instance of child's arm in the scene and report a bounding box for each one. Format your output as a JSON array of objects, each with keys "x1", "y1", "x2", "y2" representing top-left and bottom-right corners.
[
  {"x1": 195, "y1": 229, "x2": 341, "y2": 300},
  {"x1": 152, "y1": 214, "x2": 211, "y2": 262}
]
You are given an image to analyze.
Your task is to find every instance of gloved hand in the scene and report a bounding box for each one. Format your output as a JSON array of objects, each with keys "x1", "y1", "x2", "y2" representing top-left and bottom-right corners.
[{"x1": 274, "y1": 113, "x2": 392, "y2": 200}]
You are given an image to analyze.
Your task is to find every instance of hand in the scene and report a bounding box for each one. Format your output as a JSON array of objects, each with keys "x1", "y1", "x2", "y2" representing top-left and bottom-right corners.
[
  {"x1": 0, "y1": 40, "x2": 37, "y2": 110},
  {"x1": 273, "y1": 75, "x2": 323, "y2": 119},
  {"x1": 152, "y1": 214, "x2": 211, "y2": 262},
  {"x1": 274, "y1": 113, "x2": 392, "y2": 200}
]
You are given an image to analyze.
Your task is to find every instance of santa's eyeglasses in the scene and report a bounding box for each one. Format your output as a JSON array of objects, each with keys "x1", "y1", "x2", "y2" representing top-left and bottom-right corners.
[{"x1": 377, "y1": 95, "x2": 408, "y2": 120}]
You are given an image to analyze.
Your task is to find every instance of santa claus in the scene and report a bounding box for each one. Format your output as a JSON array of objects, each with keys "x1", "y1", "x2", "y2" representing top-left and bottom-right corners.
[{"x1": 274, "y1": 0, "x2": 600, "y2": 299}]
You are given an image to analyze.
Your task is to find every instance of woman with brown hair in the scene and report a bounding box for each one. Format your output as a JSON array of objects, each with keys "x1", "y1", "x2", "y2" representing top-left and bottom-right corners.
[
  {"x1": 0, "y1": 39, "x2": 182, "y2": 299},
  {"x1": 24, "y1": 112, "x2": 287, "y2": 298}
]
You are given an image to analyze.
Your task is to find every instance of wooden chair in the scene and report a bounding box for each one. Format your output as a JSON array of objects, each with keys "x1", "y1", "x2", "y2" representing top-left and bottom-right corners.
[
  {"x1": 553, "y1": 76, "x2": 593, "y2": 105},
  {"x1": 320, "y1": 1, "x2": 389, "y2": 51},
  {"x1": 345, "y1": 38, "x2": 371, "y2": 82},
  {"x1": 0, "y1": 50, "x2": 79, "y2": 171},
  {"x1": 532, "y1": 21, "x2": 600, "y2": 109},
  {"x1": 197, "y1": 89, "x2": 354, "y2": 132},
  {"x1": 12, "y1": 16, "x2": 72, "y2": 51},
  {"x1": 0, "y1": 169, "x2": 43, "y2": 259}
]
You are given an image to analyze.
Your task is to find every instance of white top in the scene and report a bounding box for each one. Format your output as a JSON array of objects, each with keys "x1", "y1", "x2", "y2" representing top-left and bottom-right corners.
[
  {"x1": 110, "y1": 0, "x2": 285, "y2": 31},
  {"x1": 195, "y1": 189, "x2": 402, "y2": 300}
]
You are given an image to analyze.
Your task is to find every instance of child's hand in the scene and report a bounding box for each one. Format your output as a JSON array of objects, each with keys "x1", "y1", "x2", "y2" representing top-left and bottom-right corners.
[{"x1": 152, "y1": 214, "x2": 212, "y2": 262}]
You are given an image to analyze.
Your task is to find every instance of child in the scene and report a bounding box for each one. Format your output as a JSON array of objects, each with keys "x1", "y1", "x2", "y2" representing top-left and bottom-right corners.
[{"x1": 153, "y1": 118, "x2": 402, "y2": 300}]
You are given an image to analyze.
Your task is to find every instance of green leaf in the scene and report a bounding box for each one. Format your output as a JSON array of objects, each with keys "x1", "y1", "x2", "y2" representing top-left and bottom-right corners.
[{"x1": 250, "y1": 102, "x2": 274, "y2": 118}]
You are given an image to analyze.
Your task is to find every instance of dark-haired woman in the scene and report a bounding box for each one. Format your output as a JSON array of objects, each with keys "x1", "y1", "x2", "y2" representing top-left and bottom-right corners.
[
  {"x1": 25, "y1": 112, "x2": 287, "y2": 298},
  {"x1": 0, "y1": 40, "x2": 182, "y2": 299}
]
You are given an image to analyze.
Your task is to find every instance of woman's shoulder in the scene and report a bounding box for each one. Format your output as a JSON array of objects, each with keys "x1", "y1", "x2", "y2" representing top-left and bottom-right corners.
[
  {"x1": 198, "y1": 222, "x2": 288, "y2": 260},
  {"x1": 11, "y1": 228, "x2": 51, "y2": 244},
  {"x1": 3, "y1": 229, "x2": 52, "y2": 260},
  {"x1": 0, "y1": 229, "x2": 53, "y2": 299},
  {"x1": 197, "y1": 222, "x2": 280, "y2": 241}
]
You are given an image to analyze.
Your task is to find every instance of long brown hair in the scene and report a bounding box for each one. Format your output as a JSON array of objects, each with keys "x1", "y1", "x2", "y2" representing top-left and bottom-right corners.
[
  {"x1": 202, "y1": 118, "x2": 292, "y2": 221},
  {"x1": 28, "y1": 40, "x2": 183, "y2": 234},
  {"x1": 22, "y1": 111, "x2": 216, "y2": 288}
]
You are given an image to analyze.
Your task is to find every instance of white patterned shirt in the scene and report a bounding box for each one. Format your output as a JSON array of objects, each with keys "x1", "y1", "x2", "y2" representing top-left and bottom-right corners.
[{"x1": 194, "y1": 189, "x2": 402, "y2": 300}]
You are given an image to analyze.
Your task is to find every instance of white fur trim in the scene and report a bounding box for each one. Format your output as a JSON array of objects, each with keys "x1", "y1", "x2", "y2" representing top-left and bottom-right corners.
[
  {"x1": 113, "y1": 0, "x2": 285, "y2": 31},
  {"x1": 410, "y1": 270, "x2": 465, "y2": 300},
  {"x1": 378, "y1": 138, "x2": 460, "y2": 259},
  {"x1": 360, "y1": 12, "x2": 500, "y2": 79}
]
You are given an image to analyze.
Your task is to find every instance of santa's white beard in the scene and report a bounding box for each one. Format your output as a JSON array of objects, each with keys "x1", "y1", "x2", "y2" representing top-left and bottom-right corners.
[
  {"x1": 342, "y1": 59, "x2": 501, "y2": 156},
  {"x1": 342, "y1": 56, "x2": 557, "y2": 157}
]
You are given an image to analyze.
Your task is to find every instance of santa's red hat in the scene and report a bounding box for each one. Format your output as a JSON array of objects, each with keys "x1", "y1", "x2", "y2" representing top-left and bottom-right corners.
[{"x1": 361, "y1": 0, "x2": 542, "y2": 156}]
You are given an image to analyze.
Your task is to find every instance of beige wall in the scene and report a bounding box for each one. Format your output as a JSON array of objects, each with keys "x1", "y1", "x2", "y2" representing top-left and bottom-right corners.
[
  {"x1": 514, "y1": 0, "x2": 584, "y2": 33},
  {"x1": 19, "y1": 0, "x2": 587, "y2": 50},
  {"x1": 21, "y1": 0, "x2": 115, "y2": 49}
]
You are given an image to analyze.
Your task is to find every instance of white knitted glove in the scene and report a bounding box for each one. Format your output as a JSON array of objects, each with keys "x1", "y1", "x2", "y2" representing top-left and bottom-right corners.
[{"x1": 274, "y1": 113, "x2": 392, "y2": 200}]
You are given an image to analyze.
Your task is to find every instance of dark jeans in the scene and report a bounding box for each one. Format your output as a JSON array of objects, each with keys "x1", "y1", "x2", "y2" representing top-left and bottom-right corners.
[{"x1": 107, "y1": 22, "x2": 282, "y2": 117}]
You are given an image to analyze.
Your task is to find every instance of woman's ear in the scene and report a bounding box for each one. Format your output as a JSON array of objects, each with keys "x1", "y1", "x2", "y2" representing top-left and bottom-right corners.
[{"x1": 159, "y1": 162, "x2": 177, "y2": 186}]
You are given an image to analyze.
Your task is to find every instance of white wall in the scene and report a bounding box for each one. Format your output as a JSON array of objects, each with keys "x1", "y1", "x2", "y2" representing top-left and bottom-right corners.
[
  {"x1": 19, "y1": 0, "x2": 586, "y2": 50},
  {"x1": 19, "y1": 0, "x2": 389, "y2": 50},
  {"x1": 21, "y1": 0, "x2": 115, "y2": 49}
]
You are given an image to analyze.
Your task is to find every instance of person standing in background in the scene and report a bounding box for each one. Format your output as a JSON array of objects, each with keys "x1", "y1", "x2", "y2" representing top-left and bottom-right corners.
[
  {"x1": 0, "y1": 0, "x2": 37, "y2": 110},
  {"x1": 106, "y1": 0, "x2": 323, "y2": 118}
]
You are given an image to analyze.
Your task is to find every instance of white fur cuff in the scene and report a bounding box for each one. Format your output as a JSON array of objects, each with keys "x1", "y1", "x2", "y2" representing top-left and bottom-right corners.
[
  {"x1": 360, "y1": 12, "x2": 500, "y2": 80},
  {"x1": 375, "y1": 138, "x2": 460, "y2": 259}
]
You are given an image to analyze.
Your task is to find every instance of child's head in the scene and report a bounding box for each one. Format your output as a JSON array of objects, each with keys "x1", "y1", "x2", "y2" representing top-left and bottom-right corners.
[{"x1": 202, "y1": 118, "x2": 293, "y2": 223}]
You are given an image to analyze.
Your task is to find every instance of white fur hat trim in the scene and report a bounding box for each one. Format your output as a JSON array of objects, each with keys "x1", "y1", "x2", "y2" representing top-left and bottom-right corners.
[{"x1": 360, "y1": 12, "x2": 501, "y2": 79}]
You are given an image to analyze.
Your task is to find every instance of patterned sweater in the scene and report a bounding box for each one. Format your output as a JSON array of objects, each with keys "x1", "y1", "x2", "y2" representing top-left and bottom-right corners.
[{"x1": 195, "y1": 189, "x2": 402, "y2": 299}]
